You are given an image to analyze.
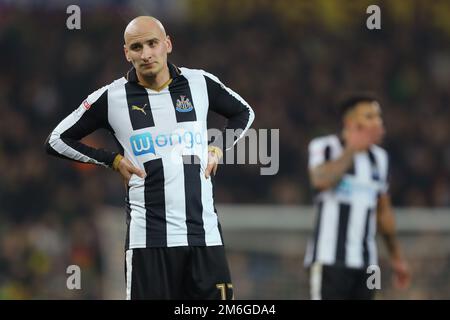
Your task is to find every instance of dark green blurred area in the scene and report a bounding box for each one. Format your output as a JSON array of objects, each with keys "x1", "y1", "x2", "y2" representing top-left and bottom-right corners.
[{"x1": 0, "y1": 0, "x2": 449, "y2": 299}]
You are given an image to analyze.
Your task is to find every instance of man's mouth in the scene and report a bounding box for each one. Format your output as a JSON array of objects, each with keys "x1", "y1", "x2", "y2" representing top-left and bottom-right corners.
[{"x1": 142, "y1": 62, "x2": 155, "y2": 68}]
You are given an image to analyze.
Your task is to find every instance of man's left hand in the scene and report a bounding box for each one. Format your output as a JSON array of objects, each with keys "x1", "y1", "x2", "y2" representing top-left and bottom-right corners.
[
  {"x1": 391, "y1": 257, "x2": 411, "y2": 290},
  {"x1": 205, "y1": 146, "x2": 223, "y2": 179}
]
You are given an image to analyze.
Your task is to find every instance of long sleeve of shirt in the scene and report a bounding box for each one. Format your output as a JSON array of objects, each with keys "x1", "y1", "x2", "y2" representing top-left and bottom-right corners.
[
  {"x1": 202, "y1": 71, "x2": 255, "y2": 151},
  {"x1": 45, "y1": 85, "x2": 118, "y2": 168}
]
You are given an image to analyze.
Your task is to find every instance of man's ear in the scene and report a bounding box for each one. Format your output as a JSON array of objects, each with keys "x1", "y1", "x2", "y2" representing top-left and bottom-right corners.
[
  {"x1": 166, "y1": 35, "x2": 173, "y2": 54},
  {"x1": 123, "y1": 44, "x2": 131, "y2": 62},
  {"x1": 344, "y1": 115, "x2": 357, "y2": 131}
]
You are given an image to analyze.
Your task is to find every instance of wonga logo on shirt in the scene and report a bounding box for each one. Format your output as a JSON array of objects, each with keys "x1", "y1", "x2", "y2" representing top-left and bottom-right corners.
[
  {"x1": 130, "y1": 130, "x2": 204, "y2": 156},
  {"x1": 130, "y1": 132, "x2": 155, "y2": 156}
]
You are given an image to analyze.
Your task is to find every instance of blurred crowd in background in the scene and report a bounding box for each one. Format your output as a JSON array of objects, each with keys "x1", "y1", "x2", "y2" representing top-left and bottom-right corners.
[{"x1": 0, "y1": 0, "x2": 449, "y2": 298}]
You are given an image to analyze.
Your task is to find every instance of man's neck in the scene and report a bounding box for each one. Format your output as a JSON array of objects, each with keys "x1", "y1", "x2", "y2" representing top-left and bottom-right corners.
[{"x1": 137, "y1": 65, "x2": 171, "y2": 91}]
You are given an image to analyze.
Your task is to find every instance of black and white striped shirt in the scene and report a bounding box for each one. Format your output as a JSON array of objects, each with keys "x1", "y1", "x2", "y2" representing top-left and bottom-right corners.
[
  {"x1": 46, "y1": 63, "x2": 255, "y2": 249},
  {"x1": 304, "y1": 134, "x2": 389, "y2": 269}
]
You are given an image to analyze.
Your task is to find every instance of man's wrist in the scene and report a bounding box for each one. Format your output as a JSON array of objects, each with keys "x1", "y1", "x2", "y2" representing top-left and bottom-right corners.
[
  {"x1": 344, "y1": 145, "x2": 358, "y2": 155},
  {"x1": 208, "y1": 145, "x2": 223, "y2": 160},
  {"x1": 112, "y1": 154, "x2": 124, "y2": 171}
]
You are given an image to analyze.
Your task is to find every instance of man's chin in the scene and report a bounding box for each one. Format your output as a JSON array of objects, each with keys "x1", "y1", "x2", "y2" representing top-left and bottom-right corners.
[
  {"x1": 139, "y1": 68, "x2": 157, "y2": 77},
  {"x1": 372, "y1": 134, "x2": 384, "y2": 145}
]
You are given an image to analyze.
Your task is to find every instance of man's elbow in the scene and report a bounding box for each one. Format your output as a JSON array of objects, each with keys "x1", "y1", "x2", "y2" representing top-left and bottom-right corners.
[
  {"x1": 248, "y1": 106, "x2": 255, "y2": 126},
  {"x1": 310, "y1": 174, "x2": 335, "y2": 191},
  {"x1": 311, "y1": 180, "x2": 332, "y2": 191},
  {"x1": 44, "y1": 132, "x2": 59, "y2": 156}
]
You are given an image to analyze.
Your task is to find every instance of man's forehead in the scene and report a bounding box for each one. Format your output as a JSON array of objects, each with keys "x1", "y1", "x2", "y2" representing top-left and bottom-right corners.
[
  {"x1": 355, "y1": 101, "x2": 381, "y2": 113},
  {"x1": 125, "y1": 31, "x2": 162, "y2": 45}
]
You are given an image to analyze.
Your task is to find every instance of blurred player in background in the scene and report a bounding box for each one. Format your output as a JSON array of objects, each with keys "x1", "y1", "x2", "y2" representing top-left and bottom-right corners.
[
  {"x1": 304, "y1": 96, "x2": 411, "y2": 299},
  {"x1": 46, "y1": 16, "x2": 254, "y2": 299}
]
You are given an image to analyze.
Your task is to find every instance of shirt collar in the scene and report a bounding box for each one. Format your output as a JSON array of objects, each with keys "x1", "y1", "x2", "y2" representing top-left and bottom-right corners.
[{"x1": 125, "y1": 62, "x2": 181, "y2": 83}]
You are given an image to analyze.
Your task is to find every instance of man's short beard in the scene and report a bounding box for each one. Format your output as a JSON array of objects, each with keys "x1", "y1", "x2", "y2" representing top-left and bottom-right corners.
[{"x1": 139, "y1": 67, "x2": 158, "y2": 79}]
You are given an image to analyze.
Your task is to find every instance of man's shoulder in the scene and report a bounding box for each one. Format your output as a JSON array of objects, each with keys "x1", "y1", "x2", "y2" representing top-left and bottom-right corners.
[
  {"x1": 84, "y1": 77, "x2": 126, "y2": 105},
  {"x1": 91, "y1": 77, "x2": 127, "y2": 94},
  {"x1": 370, "y1": 144, "x2": 388, "y2": 158},
  {"x1": 309, "y1": 134, "x2": 340, "y2": 149},
  {"x1": 179, "y1": 67, "x2": 220, "y2": 82},
  {"x1": 106, "y1": 76, "x2": 128, "y2": 90}
]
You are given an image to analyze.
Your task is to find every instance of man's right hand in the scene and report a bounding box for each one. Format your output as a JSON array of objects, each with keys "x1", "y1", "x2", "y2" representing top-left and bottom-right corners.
[
  {"x1": 345, "y1": 125, "x2": 373, "y2": 152},
  {"x1": 116, "y1": 156, "x2": 146, "y2": 185}
]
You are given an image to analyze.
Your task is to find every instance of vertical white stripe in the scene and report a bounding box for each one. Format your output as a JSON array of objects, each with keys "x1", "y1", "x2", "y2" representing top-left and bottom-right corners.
[
  {"x1": 107, "y1": 78, "x2": 131, "y2": 131},
  {"x1": 310, "y1": 263, "x2": 322, "y2": 300},
  {"x1": 184, "y1": 69, "x2": 209, "y2": 122},
  {"x1": 125, "y1": 249, "x2": 133, "y2": 300},
  {"x1": 346, "y1": 201, "x2": 366, "y2": 268},
  {"x1": 201, "y1": 175, "x2": 222, "y2": 246},
  {"x1": 368, "y1": 210, "x2": 378, "y2": 266},
  {"x1": 355, "y1": 152, "x2": 371, "y2": 182},
  {"x1": 308, "y1": 138, "x2": 328, "y2": 169},
  {"x1": 163, "y1": 157, "x2": 188, "y2": 247},
  {"x1": 371, "y1": 146, "x2": 388, "y2": 181},
  {"x1": 128, "y1": 175, "x2": 147, "y2": 248},
  {"x1": 148, "y1": 88, "x2": 178, "y2": 129},
  {"x1": 316, "y1": 198, "x2": 339, "y2": 265},
  {"x1": 147, "y1": 89, "x2": 190, "y2": 247}
]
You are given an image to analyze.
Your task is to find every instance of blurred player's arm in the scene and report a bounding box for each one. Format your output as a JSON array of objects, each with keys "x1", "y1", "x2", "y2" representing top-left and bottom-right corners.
[
  {"x1": 309, "y1": 127, "x2": 372, "y2": 190},
  {"x1": 377, "y1": 193, "x2": 411, "y2": 289},
  {"x1": 309, "y1": 147, "x2": 355, "y2": 190},
  {"x1": 45, "y1": 87, "x2": 144, "y2": 181},
  {"x1": 203, "y1": 71, "x2": 255, "y2": 178}
]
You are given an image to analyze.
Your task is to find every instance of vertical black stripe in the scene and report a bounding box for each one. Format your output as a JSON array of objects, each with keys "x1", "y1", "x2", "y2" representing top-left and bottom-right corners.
[
  {"x1": 335, "y1": 203, "x2": 350, "y2": 264},
  {"x1": 338, "y1": 136, "x2": 355, "y2": 175},
  {"x1": 217, "y1": 221, "x2": 224, "y2": 245},
  {"x1": 312, "y1": 145, "x2": 332, "y2": 196},
  {"x1": 125, "y1": 190, "x2": 131, "y2": 251},
  {"x1": 113, "y1": 135, "x2": 124, "y2": 155},
  {"x1": 311, "y1": 201, "x2": 323, "y2": 263},
  {"x1": 169, "y1": 75, "x2": 197, "y2": 122},
  {"x1": 130, "y1": 251, "x2": 139, "y2": 300},
  {"x1": 182, "y1": 155, "x2": 205, "y2": 246},
  {"x1": 362, "y1": 208, "x2": 372, "y2": 266},
  {"x1": 324, "y1": 145, "x2": 331, "y2": 161},
  {"x1": 125, "y1": 82, "x2": 155, "y2": 130},
  {"x1": 367, "y1": 149, "x2": 380, "y2": 181},
  {"x1": 347, "y1": 162, "x2": 355, "y2": 175},
  {"x1": 212, "y1": 175, "x2": 224, "y2": 244},
  {"x1": 144, "y1": 158, "x2": 167, "y2": 247}
]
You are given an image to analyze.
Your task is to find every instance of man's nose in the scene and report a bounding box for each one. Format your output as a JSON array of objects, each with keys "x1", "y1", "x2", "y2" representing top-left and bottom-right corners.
[
  {"x1": 373, "y1": 116, "x2": 383, "y2": 127},
  {"x1": 141, "y1": 44, "x2": 152, "y2": 60}
]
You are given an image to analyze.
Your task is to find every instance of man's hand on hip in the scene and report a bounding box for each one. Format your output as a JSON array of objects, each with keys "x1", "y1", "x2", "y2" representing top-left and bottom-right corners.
[
  {"x1": 113, "y1": 155, "x2": 146, "y2": 185},
  {"x1": 205, "y1": 146, "x2": 223, "y2": 179}
]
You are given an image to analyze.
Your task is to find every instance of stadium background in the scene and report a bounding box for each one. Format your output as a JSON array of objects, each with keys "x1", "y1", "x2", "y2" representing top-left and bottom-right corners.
[{"x1": 0, "y1": 0, "x2": 449, "y2": 299}]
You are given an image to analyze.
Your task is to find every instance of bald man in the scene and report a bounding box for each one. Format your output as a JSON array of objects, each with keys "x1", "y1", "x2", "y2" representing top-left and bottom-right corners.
[{"x1": 46, "y1": 16, "x2": 255, "y2": 300}]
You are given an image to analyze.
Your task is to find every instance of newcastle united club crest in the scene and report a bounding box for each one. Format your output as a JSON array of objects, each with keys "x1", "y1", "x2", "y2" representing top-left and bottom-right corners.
[{"x1": 176, "y1": 95, "x2": 193, "y2": 112}]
